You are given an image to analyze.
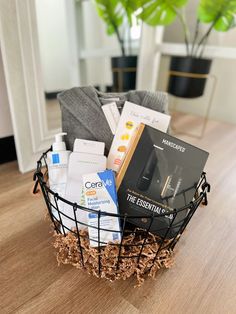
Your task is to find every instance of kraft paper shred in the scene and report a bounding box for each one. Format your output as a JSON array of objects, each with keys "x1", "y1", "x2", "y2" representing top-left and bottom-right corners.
[{"x1": 53, "y1": 228, "x2": 175, "y2": 287}]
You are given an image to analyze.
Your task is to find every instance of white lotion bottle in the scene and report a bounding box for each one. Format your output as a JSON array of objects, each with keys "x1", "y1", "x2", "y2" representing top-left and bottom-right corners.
[{"x1": 47, "y1": 132, "x2": 71, "y2": 220}]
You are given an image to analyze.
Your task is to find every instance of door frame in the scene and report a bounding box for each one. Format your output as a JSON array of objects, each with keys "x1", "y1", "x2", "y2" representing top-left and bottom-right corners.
[{"x1": 0, "y1": 0, "x2": 78, "y2": 172}]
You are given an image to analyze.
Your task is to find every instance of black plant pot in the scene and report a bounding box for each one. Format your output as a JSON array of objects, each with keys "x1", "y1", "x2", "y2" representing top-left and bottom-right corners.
[
  {"x1": 168, "y1": 56, "x2": 212, "y2": 98},
  {"x1": 111, "y1": 56, "x2": 137, "y2": 92}
]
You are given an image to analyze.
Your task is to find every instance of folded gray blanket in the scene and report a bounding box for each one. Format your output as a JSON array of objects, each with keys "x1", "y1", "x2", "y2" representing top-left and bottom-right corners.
[{"x1": 58, "y1": 86, "x2": 168, "y2": 154}]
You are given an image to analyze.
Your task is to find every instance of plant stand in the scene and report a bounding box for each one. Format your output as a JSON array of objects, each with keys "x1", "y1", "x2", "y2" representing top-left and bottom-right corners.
[
  {"x1": 168, "y1": 71, "x2": 217, "y2": 139},
  {"x1": 112, "y1": 67, "x2": 137, "y2": 92}
]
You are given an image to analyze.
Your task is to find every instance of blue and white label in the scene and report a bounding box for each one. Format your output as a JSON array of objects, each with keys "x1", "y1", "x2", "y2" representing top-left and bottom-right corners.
[
  {"x1": 83, "y1": 170, "x2": 121, "y2": 247},
  {"x1": 97, "y1": 170, "x2": 118, "y2": 206},
  {"x1": 52, "y1": 153, "x2": 60, "y2": 164}
]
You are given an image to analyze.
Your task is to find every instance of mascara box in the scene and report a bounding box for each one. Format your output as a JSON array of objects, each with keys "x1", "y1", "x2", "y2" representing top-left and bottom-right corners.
[{"x1": 116, "y1": 124, "x2": 209, "y2": 238}]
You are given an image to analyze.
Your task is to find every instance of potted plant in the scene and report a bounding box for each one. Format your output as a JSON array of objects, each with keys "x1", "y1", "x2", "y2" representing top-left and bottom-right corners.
[
  {"x1": 137, "y1": 0, "x2": 236, "y2": 98},
  {"x1": 93, "y1": 0, "x2": 139, "y2": 92}
]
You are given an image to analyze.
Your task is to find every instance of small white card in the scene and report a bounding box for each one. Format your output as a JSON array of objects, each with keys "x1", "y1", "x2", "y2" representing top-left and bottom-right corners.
[
  {"x1": 102, "y1": 102, "x2": 121, "y2": 135},
  {"x1": 73, "y1": 139, "x2": 105, "y2": 155},
  {"x1": 107, "y1": 101, "x2": 171, "y2": 173}
]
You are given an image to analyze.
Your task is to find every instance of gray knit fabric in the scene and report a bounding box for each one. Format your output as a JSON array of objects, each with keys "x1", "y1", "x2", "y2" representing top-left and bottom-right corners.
[{"x1": 58, "y1": 86, "x2": 169, "y2": 154}]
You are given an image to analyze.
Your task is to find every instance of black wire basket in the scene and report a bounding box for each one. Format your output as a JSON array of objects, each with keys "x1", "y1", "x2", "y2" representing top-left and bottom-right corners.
[{"x1": 33, "y1": 148, "x2": 210, "y2": 284}]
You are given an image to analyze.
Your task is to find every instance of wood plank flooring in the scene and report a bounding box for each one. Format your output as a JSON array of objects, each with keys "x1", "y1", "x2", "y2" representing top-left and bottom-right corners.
[{"x1": 1, "y1": 113, "x2": 236, "y2": 314}]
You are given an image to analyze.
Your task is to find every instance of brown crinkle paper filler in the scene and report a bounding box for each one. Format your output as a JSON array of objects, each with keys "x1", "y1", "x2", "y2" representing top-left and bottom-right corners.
[{"x1": 53, "y1": 228, "x2": 175, "y2": 287}]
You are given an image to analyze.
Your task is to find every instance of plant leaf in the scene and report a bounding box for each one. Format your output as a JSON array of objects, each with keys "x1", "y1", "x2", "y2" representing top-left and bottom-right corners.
[
  {"x1": 94, "y1": 0, "x2": 124, "y2": 35},
  {"x1": 120, "y1": 0, "x2": 133, "y2": 26},
  {"x1": 120, "y1": 0, "x2": 144, "y2": 26},
  {"x1": 198, "y1": 0, "x2": 236, "y2": 31},
  {"x1": 137, "y1": 0, "x2": 189, "y2": 26}
]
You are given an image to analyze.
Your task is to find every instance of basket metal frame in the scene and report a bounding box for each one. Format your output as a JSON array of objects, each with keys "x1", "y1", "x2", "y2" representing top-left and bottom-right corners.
[{"x1": 33, "y1": 148, "x2": 210, "y2": 275}]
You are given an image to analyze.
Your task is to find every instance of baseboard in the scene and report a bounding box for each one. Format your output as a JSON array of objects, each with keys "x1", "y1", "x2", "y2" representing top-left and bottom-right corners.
[
  {"x1": 45, "y1": 91, "x2": 62, "y2": 100},
  {"x1": 0, "y1": 135, "x2": 17, "y2": 164}
]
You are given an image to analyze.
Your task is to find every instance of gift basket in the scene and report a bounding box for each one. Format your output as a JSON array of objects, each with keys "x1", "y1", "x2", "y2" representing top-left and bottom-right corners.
[{"x1": 33, "y1": 87, "x2": 210, "y2": 286}]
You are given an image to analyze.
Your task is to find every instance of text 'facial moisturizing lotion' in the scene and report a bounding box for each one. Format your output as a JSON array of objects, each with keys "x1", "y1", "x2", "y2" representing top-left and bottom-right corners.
[
  {"x1": 47, "y1": 133, "x2": 71, "y2": 220},
  {"x1": 83, "y1": 170, "x2": 121, "y2": 247}
]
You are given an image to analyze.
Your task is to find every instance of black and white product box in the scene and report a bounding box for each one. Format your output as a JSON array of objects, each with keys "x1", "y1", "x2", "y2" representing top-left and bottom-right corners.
[{"x1": 117, "y1": 124, "x2": 209, "y2": 238}]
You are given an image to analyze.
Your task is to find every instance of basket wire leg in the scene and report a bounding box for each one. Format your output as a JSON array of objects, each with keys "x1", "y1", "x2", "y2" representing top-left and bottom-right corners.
[
  {"x1": 42, "y1": 153, "x2": 49, "y2": 174},
  {"x1": 116, "y1": 214, "x2": 127, "y2": 271},
  {"x1": 196, "y1": 172, "x2": 206, "y2": 191},
  {"x1": 97, "y1": 211, "x2": 101, "y2": 276},
  {"x1": 73, "y1": 204, "x2": 85, "y2": 267},
  {"x1": 54, "y1": 194, "x2": 66, "y2": 236},
  {"x1": 33, "y1": 162, "x2": 43, "y2": 194},
  {"x1": 170, "y1": 199, "x2": 201, "y2": 251},
  {"x1": 42, "y1": 183, "x2": 60, "y2": 233},
  {"x1": 149, "y1": 210, "x2": 178, "y2": 271},
  {"x1": 182, "y1": 196, "x2": 203, "y2": 231},
  {"x1": 169, "y1": 203, "x2": 196, "y2": 250},
  {"x1": 33, "y1": 177, "x2": 39, "y2": 194},
  {"x1": 166, "y1": 183, "x2": 203, "y2": 250},
  {"x1": 170, "y1": 177, "x2": 209, "y2": 250},
  {"x1": 137, "y1": 213, "x2": 155, "y2": 266}
]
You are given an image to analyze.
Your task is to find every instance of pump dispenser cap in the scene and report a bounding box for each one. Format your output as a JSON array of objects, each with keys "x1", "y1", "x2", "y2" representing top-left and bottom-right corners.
[{"x1": 52, "y1": 132, "x2": 67, "y2": 151}]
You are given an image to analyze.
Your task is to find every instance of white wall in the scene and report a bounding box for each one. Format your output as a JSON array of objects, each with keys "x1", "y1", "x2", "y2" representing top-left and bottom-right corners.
[
  {"x1": 77, "y1": 1, "x2": 140, "y2": 87},
  {"x1": 35, "y1": 1, "x2": 139, "y2": 90},
  {"x1": 156, "y1": 0, "x2": 236, "y2": 125},
  {"x1": 79, "y1": 1, "x2": 120, "y2": 87},
  {"x1": 35, "y1": 0, "x2": 116, "y2": 91},
  {"x1": 0, "y1": 48, "x2": 13, "y2": 139},
  {"x1": 35, "y1": 0, "x2": 80, "y2": 92}
]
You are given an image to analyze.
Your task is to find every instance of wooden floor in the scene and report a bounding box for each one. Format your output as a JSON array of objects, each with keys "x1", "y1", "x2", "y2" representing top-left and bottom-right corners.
[{"x1": 1, "y1": 113, "x2": 236, "y2": 314}]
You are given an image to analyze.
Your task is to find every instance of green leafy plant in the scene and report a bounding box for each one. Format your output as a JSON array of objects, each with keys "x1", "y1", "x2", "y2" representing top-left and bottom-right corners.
[
  {"x1": 137, "y1": 0, "x2": 236, "y2": 57},
  {"x1": 93, "y1": 0, "x2": 139, "y2": 56},
  {"x1": 195, "y1": 0, "x2": 236, "y2": 56},
  {"x1": 94, "y1": 0, "x2": 236, "y2": 58}
]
